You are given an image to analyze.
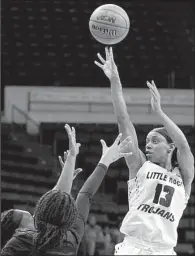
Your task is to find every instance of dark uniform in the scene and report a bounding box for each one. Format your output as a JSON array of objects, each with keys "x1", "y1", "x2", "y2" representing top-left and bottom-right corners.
[{"x1": 1, "y1": 164, "x2": 107, "y2": 256}]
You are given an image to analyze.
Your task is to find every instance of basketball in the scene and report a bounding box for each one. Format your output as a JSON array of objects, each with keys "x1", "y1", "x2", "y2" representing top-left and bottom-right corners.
[{"x1": 89, "y1": 4, "x2": 130, "y2": 45}]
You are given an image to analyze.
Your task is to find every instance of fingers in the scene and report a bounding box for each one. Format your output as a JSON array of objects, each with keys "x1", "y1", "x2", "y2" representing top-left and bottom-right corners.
[
  {"x1": 146, "y1": 80, "x2": 156, "y2": 90},
  {"x1": 147, "y1": 80, "x2": 159, "y2": 94},
  {"x1": 100, "y1": 139, "x2": 107, "y2": 149},
  {"x1": 119, "y1": 136, "x2": 133, "y2": 156},
  {"x1": 95, "y1": 48, "x2": 114, "y2": 70},
  {"x1": 71, "y1": 126, "x2": 76, "y2": 144},
  {"x1": 146, "y1": 81, "x2": 158, "y2": 98},
  {"x1": 73, "y1": 168, "x2": 83, "y2": 180},
  {"x1": 77, "y1": 143, "x2": 81, "y2": 153},
  {"x1": 150, "y1": 80, "x2": 158, "y2": 94},
  {"x1": 151, "y1": 80, "x2": 156, "y2": 87},
  {"x1": 97, "y1": 53, "x2": 106, "y2": 64},
  {"x1": 65, "y1": 124, "x2": 76, "y2": 141},
  {"x1": 64, "y1": 124, "x2": 72, "y2": 137},
  {"x1": 120, "y1": 152, "x2": 133, "y2": 157},
  {"x1": 65, "y1": 124, "x2": 76, "y2": 137},
  {"x1": 95, "y1": 52, "x2": 106, "y2": 70},
  {"x1": 109, "y1": 47, "x2": 114, "y2": 61},
  {"x1": 65, "y1": 124, "x2": 73, "y2": 148},
  {"x1": 152, "y1": 81, "x2": 160, "y2": 97},
  {"x1": 147, "y1": 84, "x2": 157, "y2": 101},
  {"x1": 94, "y1": 60, "x2": 104, "y2": 69},
  {"x1": 105, "y1": 47, "x2": 109, "y2": 60},
  {"x1": 64, "y1": 151, "x2": 68, "y2": 161},
  {"x1": 72, "y1": 126, "x2": 76, "y2": 137},
  {"x1": 120, "y1": 136, "x2": 132, "y2": 147},
  {"x1": 113, "y1": 133, "x2": 122, "y2": 146},
  {"x1": 77, "y1": 168, "x2": 83, "y2": 172},
  {"x1": 150, "y1": 80, "x2": 158, "y2": 92},
  {"x1": 58, "y1": 155, "x2": 64, "y2": 168},
  {"x1": 150, "y1": 89, "x2": 156, "y2": 100},
  {"x1": 146, "y1": 81, "x2": 152, "y2": 89},
  {"x1": 75, "y1": 168, "x2": 83, "y2": 174}
]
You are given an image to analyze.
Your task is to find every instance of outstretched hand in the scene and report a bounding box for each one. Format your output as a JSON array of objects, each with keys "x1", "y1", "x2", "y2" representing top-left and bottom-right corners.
[
  {"x1": 64, "y1": 124, "x2": 81, "y2": 157},
  {"x1": 58, "y1": 151, "x2": 83, "y2": 180},
  {"x1": 100, "y1": 133, "x2": 133, "y2": 166},
  {"x1": 94, "y1": 47, "x2": 119, "y2": 80},
  {"x1": 146, "y1": 80, "x2": 162, "y2": 114}
]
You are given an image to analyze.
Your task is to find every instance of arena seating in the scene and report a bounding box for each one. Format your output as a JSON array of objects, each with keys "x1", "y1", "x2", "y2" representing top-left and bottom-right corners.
[
  {"x1": 1, "y1": 123, "x2": 54, "y2": 212},
  {"x1": 2, "y1": 0, "x2": 194, "y2": 88},
  {"x1": 1, "y1": 122, "x2": 195, "y2": 253},
  {"x1": 1, "y1": 0, "x2": 194, "y2": 254}
]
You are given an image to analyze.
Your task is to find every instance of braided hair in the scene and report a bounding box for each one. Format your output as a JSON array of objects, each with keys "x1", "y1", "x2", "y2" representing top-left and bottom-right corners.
[
  {"x1": 152, "y1": 127, "x2": 178, "y2": 167},
  {"x1": 33, "y1": 190, "x2": 78, "y2": 253},
  {"x1": 1, "y1": 209, "x2": 23, "y2": 248}
]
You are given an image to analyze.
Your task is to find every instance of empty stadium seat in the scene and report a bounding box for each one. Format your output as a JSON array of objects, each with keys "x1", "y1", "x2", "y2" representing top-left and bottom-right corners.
[
  {"x1": 1, "y1": 123, "x2": 54, "y2": 207},
  {"x1": 2, "y1": 0, "x2": 194, "y2": 88}
]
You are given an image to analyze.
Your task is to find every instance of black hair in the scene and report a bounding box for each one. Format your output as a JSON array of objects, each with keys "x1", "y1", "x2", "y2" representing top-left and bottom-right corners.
[
  {"x1": 33, "y1": 190, "x2": 78, "y2": 253},
  {"x1": 1, "y1": 209, "x2": 22, "y2": 248},
  {"x1": 151, "y1": 127, "x2": 178, "y2": 167}
]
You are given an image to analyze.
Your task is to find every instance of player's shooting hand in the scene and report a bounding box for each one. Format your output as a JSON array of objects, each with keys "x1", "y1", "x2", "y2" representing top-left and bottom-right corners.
[
  {"x1": 94, "y1": 47, "x2": 119, "y2": 80},
  {"x1": 64, "y1": 124, "x2": 81, "y2": 157},
  {"x1": 58, "y1": 151, "x2": 83, "y2": 180},
  {"x1": 146, "y1": 80, "x2": 162, "y2": 114},
  {"x1": 99, "y1": 133, "x2": 133, "y2": 167}
]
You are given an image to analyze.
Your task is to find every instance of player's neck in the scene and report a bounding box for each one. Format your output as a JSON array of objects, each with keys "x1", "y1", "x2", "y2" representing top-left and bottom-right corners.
[
  {"x1": 165, "y1": 163, "x2": 173, "y2": 172},
  {"x1": 162, "y1": 157, "x2": 172, "y2": 171},
  {"x1": 156, "y1": 160, "x2": 172, "y2": 171}
]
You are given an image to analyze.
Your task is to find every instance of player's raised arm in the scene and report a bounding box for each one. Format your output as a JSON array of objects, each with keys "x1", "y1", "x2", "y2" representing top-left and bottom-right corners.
[
  {"x1": 53, "y1": 124, "x2": 80, "y2": 194},
  {"x1": 73, "y1": 134, "x2": 133, "y2": 243},
  {"x1": 58, "y1": 151, "x2": 83, "y2": 181},
  {"x1": 95, "y1": 47, "x2": 146, "y2": 179},
  {"x1": 146, "y1": 80, "x2": 194, "y2": 196}
]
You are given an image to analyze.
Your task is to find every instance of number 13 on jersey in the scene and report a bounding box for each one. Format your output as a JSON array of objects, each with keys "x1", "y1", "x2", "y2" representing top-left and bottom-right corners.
[{"x1": 153, "y1": 183, "x2": 175, "y2": 207}]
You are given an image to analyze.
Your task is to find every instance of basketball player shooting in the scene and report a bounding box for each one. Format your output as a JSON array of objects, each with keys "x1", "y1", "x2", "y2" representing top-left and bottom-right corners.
[{"x1": 95, "y1": 47, "x2": 194, "y2": 255}]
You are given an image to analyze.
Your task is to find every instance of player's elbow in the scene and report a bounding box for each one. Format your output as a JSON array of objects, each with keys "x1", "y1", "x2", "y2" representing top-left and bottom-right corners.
[{"x1": 177, "y1": 139, "x2": 192, "y2": 152}]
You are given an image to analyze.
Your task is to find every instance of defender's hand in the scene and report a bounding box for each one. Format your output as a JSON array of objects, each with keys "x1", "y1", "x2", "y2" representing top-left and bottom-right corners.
[{"x1": 58, "y1": 151, "x2": 83, "y2": 180}]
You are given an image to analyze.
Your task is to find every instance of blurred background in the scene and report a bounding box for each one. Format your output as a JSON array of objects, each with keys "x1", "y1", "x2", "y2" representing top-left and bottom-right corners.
[{"x1": 1, "y1": 0, "x2": 195, "y2": 255}]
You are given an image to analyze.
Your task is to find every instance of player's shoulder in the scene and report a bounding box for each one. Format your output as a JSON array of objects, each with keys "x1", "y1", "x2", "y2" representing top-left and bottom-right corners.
[
  {"x1": 138, "y1": 160, "x2": 155, "y2": 171},
  {"x1": 1, "y1": 229, "x2": 34, "y2": 256},
  {"x1": 14, "y1": 228, "x2": 35, "y2": 239},
  {"x1": 12, "y1": 228, "x2": 35, "y2": 249},
  {"x1": 135, "y1": 161, "x2": 164, "y2": 179}
]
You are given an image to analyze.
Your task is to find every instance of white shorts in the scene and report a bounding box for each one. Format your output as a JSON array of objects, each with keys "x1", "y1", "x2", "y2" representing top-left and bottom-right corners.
[{"x1": 114, "y1": 239, "x2": 176, "y2": 255}]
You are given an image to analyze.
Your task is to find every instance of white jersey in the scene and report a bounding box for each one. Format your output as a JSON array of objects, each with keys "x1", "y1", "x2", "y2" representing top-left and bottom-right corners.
[{"x1": 120, "y1": 161, "x2": 188, "y2": 248}]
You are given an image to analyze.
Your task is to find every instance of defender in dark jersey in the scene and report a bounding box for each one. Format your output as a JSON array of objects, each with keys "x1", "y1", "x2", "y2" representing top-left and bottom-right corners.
[
  {"x1": 1, "y1": 209, "x2": 35, "y2": 249},
  {"x1": 1, "y1": 123, "x2": 78, "y2": 255},
  {"x1": 2, "y1": 126, "x2": 132, "y2": 255}
]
